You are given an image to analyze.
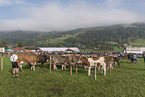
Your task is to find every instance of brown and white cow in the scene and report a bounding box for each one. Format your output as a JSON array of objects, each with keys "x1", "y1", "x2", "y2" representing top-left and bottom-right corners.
[
  {"x1": 16, "y1": 53, "x2": 37, "y2": 71},
  {"x1": 52, "y1": 54, "x2": 71, "y2": 70},
  {"x1": 105, "y1": 56, "x2": 114, "y2": 71},
  {"x1": 105, "y1": 55, "x2": 120, "y2": 71},
  {"x1": 113, "y1": 56, "x2": 120, "y2": 67},
  {"x1": 79, "y1": 56, "x2": 106, "y2": 76}
]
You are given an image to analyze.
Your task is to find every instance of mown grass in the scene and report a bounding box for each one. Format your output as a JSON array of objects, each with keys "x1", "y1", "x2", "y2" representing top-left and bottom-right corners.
[{"x1": 0, "y1": 56, "x2": 145, "y2": 97}]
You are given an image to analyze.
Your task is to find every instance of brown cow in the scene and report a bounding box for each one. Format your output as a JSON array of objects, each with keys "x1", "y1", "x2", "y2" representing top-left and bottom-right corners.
[
  {"x1": 37, "y1": 54, "x2": 50, "y2": 68},
  {"x1": 16, "y1": 53, "x2": 37, "y2": 71}
]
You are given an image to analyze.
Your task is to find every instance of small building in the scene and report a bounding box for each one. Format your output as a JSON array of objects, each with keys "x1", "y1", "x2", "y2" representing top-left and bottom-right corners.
[
  {"x1": 123, "y1": 44, "x2": 132, "y2": 47},
  {"x1": 39, "y1": 47, "x2": 80, "y2": 52},
  {"x1": 0, "y1": 43, "x2": 5, "y2": 53},
  {"x1": 13, "y1": 46, "x2": 40, "y2": 52}
]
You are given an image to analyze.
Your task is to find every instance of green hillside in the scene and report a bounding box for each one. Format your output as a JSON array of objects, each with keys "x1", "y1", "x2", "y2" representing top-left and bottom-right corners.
[
  {"x1": 131, "y1": 38, "x2": 145, "y2": 47},
  {"x1": 1, "y1": 23, "x2": 145, "y2": 51}
]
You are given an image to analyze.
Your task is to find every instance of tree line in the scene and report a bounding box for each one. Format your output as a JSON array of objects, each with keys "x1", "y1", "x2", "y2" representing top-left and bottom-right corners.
[{"x1": 1, "y1": 23, "x2": 145, "y2": 51}]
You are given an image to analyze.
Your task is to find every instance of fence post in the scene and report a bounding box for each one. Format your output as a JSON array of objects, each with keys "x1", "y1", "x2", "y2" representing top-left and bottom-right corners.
[
  {"x1": 70, "y1": 65, "x2": 72, "y2": 76},
  {"x1": 1, "y1": 57, "x2": 3, "y2": 71},
  {"x1": 95, "y1": 66, "x2": 96, "y2": 80},
  {"x1": 76, "y1": 66, "x2": 77, "y2": 74},
  {"x1": 49, "y1": 55, "x2": 51, "y2": 73}
]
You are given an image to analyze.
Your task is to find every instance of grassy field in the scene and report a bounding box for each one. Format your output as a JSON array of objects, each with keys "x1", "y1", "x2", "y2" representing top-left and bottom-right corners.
[
  {"x1": 131, "y1": 38, "x2": 145, "y2": 46},
  {"x1": 48, "y1": 32, "x2": 80, "y2": 44},
  {"x1": 0, "y1": 56, "x2": 145, "y2": 97}
]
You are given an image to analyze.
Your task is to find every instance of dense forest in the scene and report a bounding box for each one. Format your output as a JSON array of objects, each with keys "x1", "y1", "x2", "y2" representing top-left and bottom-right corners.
[{"x1": 1, "y1": 23, "x2": 145, "y2": 51}]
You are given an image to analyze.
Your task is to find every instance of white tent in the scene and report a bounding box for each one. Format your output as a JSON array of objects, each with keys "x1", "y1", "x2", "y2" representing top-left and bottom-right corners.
[{"x1": 39, "y1": 47, "x2": 80, "y2": 52}]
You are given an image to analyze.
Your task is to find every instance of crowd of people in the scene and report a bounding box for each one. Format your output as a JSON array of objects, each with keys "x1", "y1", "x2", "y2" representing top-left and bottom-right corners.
[{"x1": 126, "y1": 53, "x2": 138, "y2": 64}]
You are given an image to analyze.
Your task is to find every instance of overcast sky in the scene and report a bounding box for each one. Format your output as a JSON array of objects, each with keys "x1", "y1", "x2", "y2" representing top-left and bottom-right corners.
[{"x1": 0, "y1": 0, "x2": 145, "y2": 31}]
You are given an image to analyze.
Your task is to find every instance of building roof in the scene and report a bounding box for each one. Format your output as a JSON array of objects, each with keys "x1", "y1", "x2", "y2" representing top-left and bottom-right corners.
[
  {"x1": 13, "y1": 46, "x2": 40, "y2": 50},
  {"x1": 39, "y1": 47, "x2": 80, "y2": 52},
  {"x1": 13, "y1": 47, "x2": 26, "y2": 50},
  {"x1": 25, "y1": 46, "x2": 40, "y2": 50}
]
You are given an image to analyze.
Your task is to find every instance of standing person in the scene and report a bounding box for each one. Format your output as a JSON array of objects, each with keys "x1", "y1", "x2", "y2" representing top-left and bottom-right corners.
[
  {"x1": 127, "y1": 53, "x2": 131, "y2": 63},
  {"x1": 143, "y1": 53, "x2": 145, "y2": 63},
  {"x1": 131, "y1": 53, "x2": 134, "y2": 63},
  {"x1": 10, "y1": 54, "x2": 19, "y2": 78},
  {"x1": 133, "y1": 53, "x2": 137, "y2": 64}
]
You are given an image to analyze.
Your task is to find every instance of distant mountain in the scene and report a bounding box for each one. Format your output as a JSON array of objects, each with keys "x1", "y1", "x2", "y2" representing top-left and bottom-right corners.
[{"x1": 1, "y1": 23, "x2": 145, "y2": 51}]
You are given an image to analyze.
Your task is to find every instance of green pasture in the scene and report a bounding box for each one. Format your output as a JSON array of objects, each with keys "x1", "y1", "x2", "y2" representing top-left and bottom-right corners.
[
  {"x1": 131, "y1": 38, "x2": 145, "y2": 46},
  {"x1": 0, "y1": 56, "x2": 145, "y2": 97},
  {"x1": 48, "y1": 34, "x2": 77, "y2": 44},
  {"x1": 48, "y1": 32, "x2": 81, "y2": 44}
]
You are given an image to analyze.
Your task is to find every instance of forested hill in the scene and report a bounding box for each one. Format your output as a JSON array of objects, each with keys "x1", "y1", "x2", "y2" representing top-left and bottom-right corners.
[{"x1": 1, "y1": 23, "x2": 145, "y2": 51}]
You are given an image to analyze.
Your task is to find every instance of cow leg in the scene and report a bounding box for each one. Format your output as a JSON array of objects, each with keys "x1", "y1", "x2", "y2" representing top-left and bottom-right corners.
[
  {"x1": 84, "y1": 66, "x2": 87, "y2": 70},
  {"x1": 54, "y1": 65, "x2": 57, "y2": 70},
  {"x1": 53, "y1": 64, "x2": 57, "y2": 70},
  {"x1": 29, "y1": 64, "x2": 31, "y2": 68},
  {"x1": 62, "y1": 65, "x2": 66, "y2": 70},
  {"x1": 110, "y1": 64, "x2": 112, "y2": 72},
  {"x1": 62, "y1": 65, "x2": 63, "y2": 70},
  {"x1": 103, "y1": 63, "x2": 106, "y2": 76},
  {"x1": 64, "y1": 62, "x2": 67, "y2": 70},
  {"x1": 80, "y1": 63, "x2": 82, "y2": 71},
  {"x1": 31, "y1": 65, "x2": 34, "y2": 70},
  {"x1": 98, "y1": 65, "x2": 100, "y2": 72},
  {"x1": 53, "y1": 65, "x2": 55, "y2": 70},
  {"x1": 107, "y1": 64, "x2": 109, "y2": 71},
  {"x1": 53, "y1": 61, "x2": 57, "y2": 70},
  {"x1": 19, "y1": 65, "x2": 24, "y2": 72},
  {"x1": 64, "y1": 65, "x2": 66, "y2": 70},
  {"x1": 31, "y1": 66, "x2": 33, "y2": 70},
  {"x1": 30, "y1": 65, "x2": 35, "y2": 71},
  {"x1": 117, "y1": 61, "x2": 120, "y2": 67},
  {"x1": 73, "y1": 66, "x2": 75, "y2": 69},
  {"x1": 100, "y1": 63, "x2": 106, "y2": 76},
  {"x1": 33, "y1": 66, "x2": 35, "y2": 71},
  {"x1": 31, "y1": 62, "x2": 36, "y2": 71},
  {"x1": 34, "y1": 62, "x2": 36, "y2": 71},
  {"x1": 111, "y1": 64, "x2": 113, "y2": 70},
  {"x1": 115, "y1": 62, "x2": 117, "y2": 65},
  {"x1": 88, "y1": 67, "x2": 92, "y2": 76},
  {"x1": 41, "y1": 62, "x2": 44, "y2": 68},
  {"x1": 101, "y1": 66, "x2": 103, "y2": 74}
]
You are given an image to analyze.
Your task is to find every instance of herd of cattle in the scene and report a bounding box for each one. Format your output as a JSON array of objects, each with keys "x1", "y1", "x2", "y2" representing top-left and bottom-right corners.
[{"x1": 15, "y1": 53, "x2": 120, "y2": 76}]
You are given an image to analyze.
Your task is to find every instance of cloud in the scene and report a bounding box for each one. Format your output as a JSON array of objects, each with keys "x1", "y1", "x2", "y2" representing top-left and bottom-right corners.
[
  {"x1": 0, "y1": 0, "x2": 144, "y2": 31},
  {"x1": 103, "y1": 0, "x2": 123, "y2": 9},
  {"x1": 0, "y1": 0, "x2": 11, "y2": 6},
  {"x1": 0, "y1": 0, "x2": 26, "y2": 6}
]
